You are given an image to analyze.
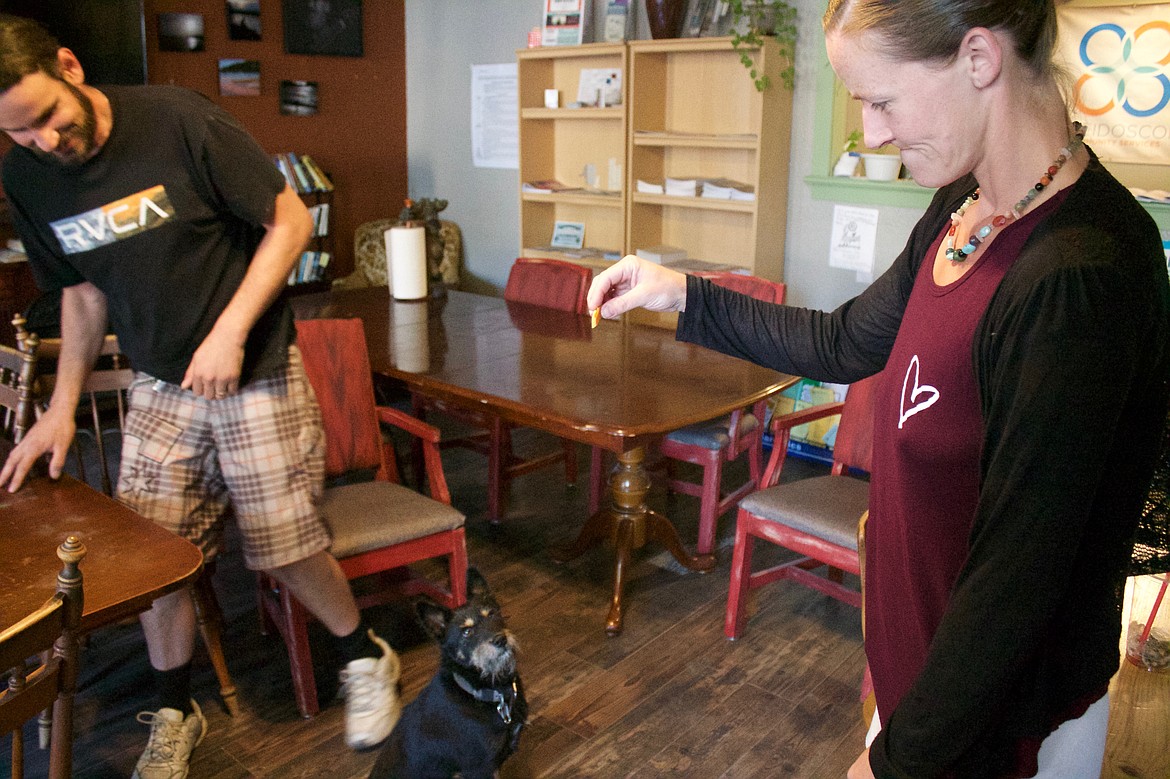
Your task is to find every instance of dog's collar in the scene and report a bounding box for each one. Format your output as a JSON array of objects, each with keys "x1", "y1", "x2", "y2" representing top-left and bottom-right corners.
[{"x1": 451, "y1": 671, "x2": 519, "y2": 725}]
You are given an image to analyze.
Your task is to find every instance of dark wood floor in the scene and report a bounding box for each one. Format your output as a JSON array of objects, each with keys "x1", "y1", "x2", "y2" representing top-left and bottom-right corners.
[{"x1": 7, "y1": 427, "x2": 1168, "y2": 778}]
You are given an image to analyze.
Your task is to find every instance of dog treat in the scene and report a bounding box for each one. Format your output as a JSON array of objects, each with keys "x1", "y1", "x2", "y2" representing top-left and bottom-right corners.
[{"x1": 591, "y1": 308, "x2": 601, "y2": 328}]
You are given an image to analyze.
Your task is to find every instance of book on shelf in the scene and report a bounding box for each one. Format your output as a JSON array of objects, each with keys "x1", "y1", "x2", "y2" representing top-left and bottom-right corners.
[
  {"x1": 636, "y1": 179, "x2": 664, "y2": 194},
  {"x1": 700, "y1": 178, "x2": 756, "y2": 201},
  {"x1": 301, "y1": 155, "x2": 334, "y2": 192},
  {"x1": 602, "y1": 0, "x2": 630, "y2": 42},
  {"x1": 542, "y1": 0, "x2": 587, "y2": 46},
  {"x1": 288, "y1": 250, "x2": 330, "y2": 285},
  {"x1": 307, "y1": 202, "x2": 330, "y2": 237},
  {"x1": 522, "y1": 179, "x2": 582, "y2": 194},
  {"x1": 636, "y1": 244, "x2": 687, "y2": 264},
  {"x1": 272, "y1": 152, "x2": 334, "y2": 194}
]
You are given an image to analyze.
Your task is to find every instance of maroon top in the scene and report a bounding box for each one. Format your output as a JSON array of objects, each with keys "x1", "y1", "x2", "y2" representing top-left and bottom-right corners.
[{"x1": 867, "y1": 191, "x2": 1069, "y2": 722}]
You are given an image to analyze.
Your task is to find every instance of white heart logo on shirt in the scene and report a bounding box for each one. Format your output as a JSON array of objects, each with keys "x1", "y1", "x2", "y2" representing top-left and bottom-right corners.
[{"x1": 899, "y1": 355, "x2": 939, "y2": 429}]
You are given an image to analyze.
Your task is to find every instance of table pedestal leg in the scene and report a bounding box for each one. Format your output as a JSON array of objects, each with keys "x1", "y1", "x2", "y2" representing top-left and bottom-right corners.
[{"x1": 552, "y1": 446, "x2": 715, "y2": 635}]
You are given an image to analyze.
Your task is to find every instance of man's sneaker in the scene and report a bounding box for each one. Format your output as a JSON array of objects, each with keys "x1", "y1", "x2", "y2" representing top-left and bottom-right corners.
[
  {"x1": 131, "y1": 699, "x2": 207, "y2": 779},
  {"x1": 339, "y1": 630, "x2": 401, "y2": 750}
]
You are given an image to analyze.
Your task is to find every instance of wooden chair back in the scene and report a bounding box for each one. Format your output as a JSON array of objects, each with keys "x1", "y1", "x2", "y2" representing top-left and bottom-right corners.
[
  {"x1": 0, "y1": 336, "x2": 37, "y2": 444},
  {"x1": 829, "y1": 374, "x2": 876, "y2": 475},
  {"x1": 294, "y1": 317, "x2": 390, "y2": 480},
  {"x1": 0, "y1": 537, "x2": 85, "y2": 779},
  {"x1": 694, "y1": 271, "x2": 786, "y2": 304},
  {"x1": 504, "y1": 257, "x2": 592, "y2": 313}
]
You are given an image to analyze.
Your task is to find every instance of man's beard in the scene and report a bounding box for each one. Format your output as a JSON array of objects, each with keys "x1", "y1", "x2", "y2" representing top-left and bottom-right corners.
[{"x1": 34, "y1": 80, "x2": 98, "y2": 166}]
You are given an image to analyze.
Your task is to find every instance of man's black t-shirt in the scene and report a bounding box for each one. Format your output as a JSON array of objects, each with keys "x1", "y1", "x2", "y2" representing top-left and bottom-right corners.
[{"x1": 2, "y1": 85, "x2": 293, "y2": 385}]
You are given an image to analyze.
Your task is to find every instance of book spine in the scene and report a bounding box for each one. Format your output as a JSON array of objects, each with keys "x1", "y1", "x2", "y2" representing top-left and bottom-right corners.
[
  {"x1": 273, "y1": 155, "x2": 296, "y2": 191},
  {"x1": 300, "y1": 154, "x2": 327, "y2": 192},
  {"x1": 287, "y1": 152, "x2": 312, "y2": 194},
  {"x1": 301, "y1": 155, "x2": 334, "y2": 192}
]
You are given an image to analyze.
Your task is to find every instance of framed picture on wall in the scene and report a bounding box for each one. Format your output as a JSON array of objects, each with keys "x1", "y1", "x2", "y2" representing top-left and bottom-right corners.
[
  {"x1": 280, "y1": 80, "x2": 319, "y2": 115},
  {"x1": 226, "y1": 0, "x2": 262, "y2": 41},
  {"x1": 218, "y1": 59, "x2": 261, "y2": 96},
  {"x1": 282, "y1": 0, "x2": 362, "y2": 57},
  {"x1": 158, "y1": 13, "x2": 205, "y2": 52}
]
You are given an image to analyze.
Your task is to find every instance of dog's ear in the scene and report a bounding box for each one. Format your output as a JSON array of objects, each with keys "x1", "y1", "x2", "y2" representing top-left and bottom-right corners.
[
  {"x1": 467, "y1": 567, "x2": 491, "y2": 600},
  {"x1": 416, "y1": 599, "x2": 452, "y2": 640}
]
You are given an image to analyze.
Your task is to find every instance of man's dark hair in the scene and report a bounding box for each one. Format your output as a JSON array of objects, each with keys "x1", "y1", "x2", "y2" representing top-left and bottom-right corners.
[{"x1": 0, "y1": 14, "x2": 62, "y2": 93}]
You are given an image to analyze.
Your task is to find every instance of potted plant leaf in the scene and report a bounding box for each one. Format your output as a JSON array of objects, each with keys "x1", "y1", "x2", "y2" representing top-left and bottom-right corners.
[{"x1": 727, "y1": 0, "x2": 797, "y2": 91}]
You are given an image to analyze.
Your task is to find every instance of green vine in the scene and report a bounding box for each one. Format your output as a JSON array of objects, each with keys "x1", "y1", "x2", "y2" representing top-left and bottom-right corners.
[{"x1": 727, "y1": 0, "x2": 797, "y2": 92}]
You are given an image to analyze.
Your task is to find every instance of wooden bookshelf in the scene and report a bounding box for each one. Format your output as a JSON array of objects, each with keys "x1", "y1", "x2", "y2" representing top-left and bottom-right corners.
[
  {"x1": 517, "y1": 42, "x2": 628, "y2": 266},
  {"x1": 516, "y1": 38, "x2": 794, "y2": 281},
  {"x1": 626, "y1": 37, "x2": 793, "y2": 282}
]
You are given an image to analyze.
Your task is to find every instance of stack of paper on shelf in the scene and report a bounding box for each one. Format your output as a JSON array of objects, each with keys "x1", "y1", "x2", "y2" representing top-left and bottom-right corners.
[
  {"x1": 636, "y1": 245, "x2": 687, "y2": 264},
  {"x1": 636, "y1": 179, "x2": 664, "y2": 194},
  {"x1": 700, "y1": 178, "x2": 756, "y2": 201},
  {"x1": 664, "y1": 177, "x2": 698, "y2": 197},
  {"x1": 522, "y1": 179, "x2": 581, "y2": 193}
]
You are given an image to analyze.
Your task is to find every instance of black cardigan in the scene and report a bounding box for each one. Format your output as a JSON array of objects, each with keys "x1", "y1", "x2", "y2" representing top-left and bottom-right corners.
[{"x1": 678, "y1": 153, "x2": 1170, "y2": 778}]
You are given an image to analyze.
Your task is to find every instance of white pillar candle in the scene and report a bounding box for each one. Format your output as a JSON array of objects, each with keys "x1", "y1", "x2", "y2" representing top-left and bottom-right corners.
[{"x1": 385, "y1": 225, "x2": 428, "y2": 300}]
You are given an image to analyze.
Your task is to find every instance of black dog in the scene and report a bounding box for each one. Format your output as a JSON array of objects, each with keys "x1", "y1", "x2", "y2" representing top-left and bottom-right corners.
[{"x1": 369, "y1": 568, "x2": 527, "y2": 779}]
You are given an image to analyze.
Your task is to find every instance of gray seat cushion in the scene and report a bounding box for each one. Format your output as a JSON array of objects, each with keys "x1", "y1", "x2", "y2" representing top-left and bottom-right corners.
[
  {"x1": 320, "y1": 481, "x2": 465, "y2": 559},
  {"x1": 664, "y1": 413, "x2": 760, "y2": 451},
  {"x1": 738, "y1": 475, "x2": 868, "y2": 550}
]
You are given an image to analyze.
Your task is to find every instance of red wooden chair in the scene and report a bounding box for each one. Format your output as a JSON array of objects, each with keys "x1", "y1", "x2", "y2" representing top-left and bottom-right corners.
[
  {"x1": 414, "y1": 257, "x2": 591, "y2": 521},
  {"x1": 588, "y1": 272, "x2": 787, "y2": 558},
  {"x1": 258, "y1": 318, "x2": 467, "y2": 717},
  {"x1": 725, "y1": 373, "x2": 877, "y2": 639}
]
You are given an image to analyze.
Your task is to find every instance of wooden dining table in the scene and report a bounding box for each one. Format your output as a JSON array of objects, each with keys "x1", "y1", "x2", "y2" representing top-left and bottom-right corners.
[
  {"x1": 292, "y1": 286, "x2": 796, "y2": 634},
  {"x1": 0, "y1": 452, "x2": 204, "y2": 635}
]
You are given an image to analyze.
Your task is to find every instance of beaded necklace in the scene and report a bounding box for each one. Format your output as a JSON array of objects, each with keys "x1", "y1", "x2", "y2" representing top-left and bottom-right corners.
[{"x1": 944, "y1": 122, "x2": 1086, "y2": 263}]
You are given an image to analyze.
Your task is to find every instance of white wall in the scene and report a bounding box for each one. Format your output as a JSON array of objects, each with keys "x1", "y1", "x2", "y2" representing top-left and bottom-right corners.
[{"x1": 405, "y1": 0, "x2": 927, "y2": 308}]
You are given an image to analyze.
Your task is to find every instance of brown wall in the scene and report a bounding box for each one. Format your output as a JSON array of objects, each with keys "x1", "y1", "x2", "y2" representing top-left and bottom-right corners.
[{"x1": 143, "y1": 0, "x2": 408, "y2": 278}]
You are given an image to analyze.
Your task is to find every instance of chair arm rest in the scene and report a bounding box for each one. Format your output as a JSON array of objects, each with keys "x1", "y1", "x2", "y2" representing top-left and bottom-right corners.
[
  {"x1": 755, "y1": 400, "x2": 846, "y2": 489},
  {"x1": 375, "y1": 405, "x2": 452, "y2": 504},
  {"x1": 769, "y1": 400, "x2": 845, "y2": 433},
  {"x1": 376, "y1": 405, "x2": 441, "y2": 444}
]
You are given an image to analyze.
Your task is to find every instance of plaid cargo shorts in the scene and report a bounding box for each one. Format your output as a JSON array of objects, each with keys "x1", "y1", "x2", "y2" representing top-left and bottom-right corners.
[{"x1": 116, "y1": 346, "x2": 330, "y2": 570}]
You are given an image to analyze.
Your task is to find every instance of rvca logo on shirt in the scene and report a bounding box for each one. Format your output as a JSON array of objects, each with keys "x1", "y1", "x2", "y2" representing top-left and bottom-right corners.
[
  {"x1": 50, "y1": 185, "x2": 175, "y2": 255},
  {"x1": 899, "y1": 354, "x2": 939, "y2": 429}
]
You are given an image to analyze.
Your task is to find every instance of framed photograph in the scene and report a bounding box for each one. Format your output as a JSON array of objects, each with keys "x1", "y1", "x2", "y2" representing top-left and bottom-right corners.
[
  {"x1": 226, "y1": 0, "x2": 262, "y2": 41},
  {"x1": 218, "y1": 59, "x2": 261, "y2": 97},
  {"x1": 282, "y1": 0, "x2": 363, "y2": 57},
  {"x1": 280, "y1": 80, "x2": 319, "y2": 116},
  {"x1": 157, "y1": 13, "x2": 205, "y2": 52},
  {"x1": 550, "y1": 220, "x2": 586, "y2": 249}
]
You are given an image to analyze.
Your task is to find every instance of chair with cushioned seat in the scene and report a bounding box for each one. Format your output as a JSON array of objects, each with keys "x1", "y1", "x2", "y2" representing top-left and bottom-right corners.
[
  {"x1": 257, "y1": 317, "x2": 467, "y2": 717},
  {"x1": 413, "y1": 257, "x2": 590, "y2": 521},
  {"x1": 724, "y1": 373, "x2": 877, "y2": 639},
  {"x1": 588, "y1": 272, "x2": 787, "y2": 557}
]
